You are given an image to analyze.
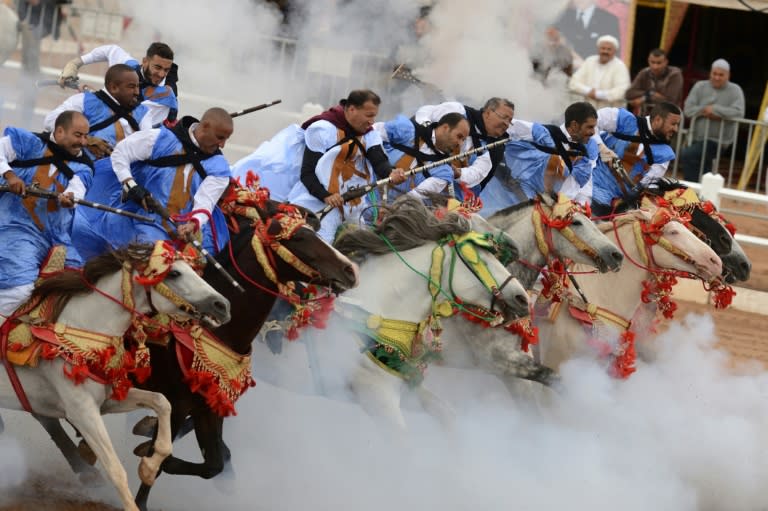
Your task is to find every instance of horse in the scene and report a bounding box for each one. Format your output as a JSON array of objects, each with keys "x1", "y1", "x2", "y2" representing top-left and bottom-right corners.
[
  {"x1": 26, "y1": 185, "x2": 361, "y2": 511},
  {"x1": 638, "y1": 178, "x2": 751, "y2": 284},
  {"x1": 299, "y1": 196, "x2": 533, "y2": 430},
  {"x1": 534, "y1": 204, "x2": 723, "y2": 380},
  {"x1": 436, "y1": 192, "x2": 627, "y2": 394},
  {"x1": 0, "y1": 242, "x2": 231, "y2": 511}
]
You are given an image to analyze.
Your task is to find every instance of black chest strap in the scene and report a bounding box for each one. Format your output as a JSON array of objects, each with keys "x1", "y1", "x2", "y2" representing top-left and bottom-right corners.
[
  {"x1": 88, "y1": 90, "x2": 141, "y2": 133},
  {"x1": 531, "y1": 124, "x2": 588, "y2": 172},
  {"x1": 609, "y1": 116, "x2": 664, "y2": 165},
  {"x1": 8, "y1": 132, "x2": 94, "y2": 180},
  {"x1": 142, "y1": 116, "x2": 220, "y2": 179}
]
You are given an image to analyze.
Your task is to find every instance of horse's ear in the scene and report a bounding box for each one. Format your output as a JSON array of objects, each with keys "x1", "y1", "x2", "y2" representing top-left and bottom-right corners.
[{"x1": 539, "y1": 192, "x2": 555, "y2": 206}]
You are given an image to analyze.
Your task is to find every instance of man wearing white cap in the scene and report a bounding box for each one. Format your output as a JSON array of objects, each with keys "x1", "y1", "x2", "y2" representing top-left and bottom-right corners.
[
  {"x1": 680, "y1": 58, "x2": 745, "y2": 181},
  {"x1": 568, "y1": 35, "x2": 630, "y2": 109}
]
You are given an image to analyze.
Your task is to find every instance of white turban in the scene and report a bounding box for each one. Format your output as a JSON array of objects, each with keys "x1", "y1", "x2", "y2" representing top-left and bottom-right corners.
[
  {"x1": 711, "y1": 58, "x2": 730, "y2": 72},
  {"x1": 596, "y1": 34, "x2": 619, "y2": 49}
]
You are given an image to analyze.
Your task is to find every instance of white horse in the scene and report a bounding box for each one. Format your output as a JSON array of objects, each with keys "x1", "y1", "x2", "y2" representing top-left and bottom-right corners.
[
  {"x1": 534, "y1": 206, "x2": 722, "y2": 377},
  {"x1": 438, "y1": 193, "x2": 626, "y2": 392},
  {"x1": 0, "y1": 242, "x2": 231, "y2": 511},
  {"x1": 312, "y1": 197, "x2": 530, "y2": 430}
]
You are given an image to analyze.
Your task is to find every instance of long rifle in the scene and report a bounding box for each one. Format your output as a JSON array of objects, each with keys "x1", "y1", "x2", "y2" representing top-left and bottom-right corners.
[
  {"x1": 142, "y1": 195, "x2": 246, "y2": 294},
  {"x1": 316, "y1": 137, "x2": 509, "y2": 218},
  {"x1": 230, "y1": 100, "x2": 282, "y2": 118},
  {"x1": 0, "y1": 184, "x2": 155, "y2": 222}
]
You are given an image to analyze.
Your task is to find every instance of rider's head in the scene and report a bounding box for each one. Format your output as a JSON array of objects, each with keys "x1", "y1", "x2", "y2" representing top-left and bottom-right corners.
[
  {"x1": 434, "y1": 113, "x2": 469, "y2": 154},
  {"x1": 481, "y1": 97, "x2": 514, "y2": 138},
  {"x1": 105, "y1": 64, "x2": 140, "y2": 108},
  {"x1": 141, "y1": 42, "x2": 174, "y2": 87},
  {"x1": 194, "y1": 107, "x2": 234, "y2": 154},
  {"x1": 650, "y1": 102, "x2": 682, "y2": 143},
  {"x1": 342, "y1": 89, "x2": 381, "y2": 135},
  {"x1": 564, "y1": 101, "x2": 598, "y2": 144},
  {"x1": 53, "y1": 111, "x2": 89, "y2": 156}
]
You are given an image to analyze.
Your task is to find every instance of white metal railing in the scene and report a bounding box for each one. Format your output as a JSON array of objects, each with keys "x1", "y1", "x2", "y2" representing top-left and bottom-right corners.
[
  {"x1": 682, "y1": 177, "x2": 768, "y2": 248},
  {"x1": 672, "y1": 114, "x2": 768, "y2": 196}
]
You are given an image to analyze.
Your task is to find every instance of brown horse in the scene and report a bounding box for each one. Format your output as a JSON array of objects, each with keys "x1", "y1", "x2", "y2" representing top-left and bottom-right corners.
[{"x1": 34, "y1": 188, "x2": 359, "y2": 511}]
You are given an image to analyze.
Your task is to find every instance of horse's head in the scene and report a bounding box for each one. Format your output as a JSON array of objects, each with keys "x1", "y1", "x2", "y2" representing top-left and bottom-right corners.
[
  {"x1": 637, "y1": 207, "x2": 723, "y2": 281},
  {"x1": 721, "y1": 232, "x2": 752, "y2": 283},
  {"x1": 226, "y1": 196, "x2": 359, "y2": 293},
  {"x1": 642, "y1": 183, "x2": 733, "y2": 256},
  {"x1": 439, "y1": 232, "x2": 529, "y2": 325},
  {"x1": 536, "y1": 193, "x2": 624, "y2": 272},
  {"x1": 131, "y1": 242, "x2": 232, "y2": 328}
]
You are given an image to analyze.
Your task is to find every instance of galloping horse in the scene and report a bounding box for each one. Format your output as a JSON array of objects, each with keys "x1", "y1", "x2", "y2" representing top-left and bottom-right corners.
[
  {"x1": 534, "y1": 204, "x2": 722, "y2": 379},
  {"x1": 640, "y1": 179, "x2": 751, "y2": 284},
  {"x1": 0, "y1": 242, "x2": 230, "y2": 511},
  {"x1": 28, "y1": 183, "x2": 360, "y2": 511},
  {"x1": 439, "y1": 193, "x2": 625, "y2": 392},
  {"x1": 314, "y1": 197, "x2": 531, "y2": 430}
]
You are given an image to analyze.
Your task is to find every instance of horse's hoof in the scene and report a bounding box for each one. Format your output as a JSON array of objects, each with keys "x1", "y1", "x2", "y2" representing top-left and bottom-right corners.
[
  {"x1": 78, "y1": 466, "x2": 105, "y2": 487},
  {"x1": 78, "y1": 439, "x2": 98, "y2": 466},
  {"x1": 138, "y1": 457, "x2": 158, "y2": 486},
  {"x1": 133, "y1": 440, "x2": 153, "y2": 457},
  {"x1": 132, "y1": 416, "x2": 158, "y2": 437}
]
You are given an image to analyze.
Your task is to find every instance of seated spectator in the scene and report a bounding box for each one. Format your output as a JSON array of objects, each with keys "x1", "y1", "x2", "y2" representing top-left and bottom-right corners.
[
  {"x1": 680, "y1": 59, "x2": 745, "y2": 182},
  {"x1": 625, "y1": 48, "x2": 683, "y2": 116},
  {"x1": 568, "y1": 35, "x2": 630, "y2": 109}
]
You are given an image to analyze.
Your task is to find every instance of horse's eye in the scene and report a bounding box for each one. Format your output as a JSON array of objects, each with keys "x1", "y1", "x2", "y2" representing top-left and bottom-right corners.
[
  {"x1": 167, "y1": 269, "x2": 182, "y2": 279},
  {"x1": 572, "y1": 219, "x2": 583, "y2": 226}
]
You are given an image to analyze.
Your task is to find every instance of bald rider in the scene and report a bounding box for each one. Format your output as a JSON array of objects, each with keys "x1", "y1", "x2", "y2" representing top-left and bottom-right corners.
[
  {"x1": 103, "y1": 107, "x2": 234, "y2": 254},
  {"x1": 0, "y1": 111, "x2": 93, "y2": 325}
]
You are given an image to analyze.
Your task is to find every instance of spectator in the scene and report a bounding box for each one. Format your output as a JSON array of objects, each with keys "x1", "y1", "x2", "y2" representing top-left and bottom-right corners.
[
  {"x1": 680, "y1": 58, "x2": 745, "y2": 181},
  {"x1": 625, "y1": 48, "x2": 683, "y2": 116},
  {"x1": 530, "y1": 27, "x2": 574, "y2": 84},
  {"x1": 568, "y1": 35, "x2": 630, "y2": 109}
]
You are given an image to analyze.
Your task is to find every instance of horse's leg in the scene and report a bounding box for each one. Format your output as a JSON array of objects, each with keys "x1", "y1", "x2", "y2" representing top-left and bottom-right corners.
[
  {"x1": 160, "y1": 411, "x2": 228, "y2": 479},
  {"x1": 415, "y1": 386, "x2": 456, "y2": 429},
  {"x1": 32, "y1": 414, "x2": 102, "y2": 484},
  {"x1": 350, "y1": 358, "x2": 407, "y2": 430},
  {"x1": 61, "y1": 396, "x2": 139, "y2": 511},
  {"x1": 101, "y1": 388, "x2": 173, "y2": 486},
  {"x1": 134, "y1": 401, "x2": 191, "y2": 511}
]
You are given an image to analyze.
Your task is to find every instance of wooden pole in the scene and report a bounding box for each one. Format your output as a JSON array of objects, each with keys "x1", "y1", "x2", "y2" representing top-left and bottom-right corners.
[{"x1": 737, "y1": 80, "x2": 768, "y2": 190}]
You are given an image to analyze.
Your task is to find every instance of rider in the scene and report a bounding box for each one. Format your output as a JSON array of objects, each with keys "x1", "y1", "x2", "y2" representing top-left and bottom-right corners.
[
  {"x1": 591, "y1": 101, "x2": 682, "y2": 216},
  {"x1": 413, "y1": 97, "x2": 513, "y2": 197},
  {"x1": 44, "y1": 64, "x2": 154, "y2": 262},
  {"x1": 0, "y1": 111, "x2": 93, "y2": 325},
  {"x1": 375, "y1": 111, "x2": 469, "y2": 200},
  {"x1": 480, "y1": 101, "x2": 599, "y2": 215},
  {"x1": 286, "y1": 89, "x2": 406, "y2": 242},
  {"x1": 58, "y1": 41, "x2": 179, "y2": 124},
  {"x1": 104, "y1": 107, "x2": 234, "y2": 254}
]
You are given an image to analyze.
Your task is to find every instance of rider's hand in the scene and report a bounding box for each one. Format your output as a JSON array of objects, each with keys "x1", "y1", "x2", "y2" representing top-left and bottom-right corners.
[
  {"x1": 122, "y1": 179, "x2": 153, "y2": 211},
  {"x1": 58, "y1": 57, "x2": 82, "y2": 87},
  {"x1": 323, "y1": 193, "x2": 344, "y2": 208},
  {"x1": 598, "y1": 143, "x2": 617, "y2": 164},
  {"x1": 177, "y1": 221, "x2": 199, "y2": 240},
  {"x1": 388, "y1": 168, "x2": 406, "y2": 185},
  {"x1": 3, "y1": 171, "x2": 26, "y2": 196},
  {"x1": 58, "y1": 191, "x2": 75, "y2": 208},
  {"x1": 87, "y1": 136, "x2": 113, "y2": 159}
]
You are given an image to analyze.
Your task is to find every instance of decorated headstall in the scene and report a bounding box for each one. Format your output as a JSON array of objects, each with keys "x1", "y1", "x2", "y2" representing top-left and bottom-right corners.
[
  {"x1": 532, "y1": 193, "x2": 596, "y2": 262},
  {"x1": 436, "y1": 196, "x2": 516, "y2": 266},
  {"x1": 219, "y1": 180, "x2": 320, "y2": 301},
  {"x1": 651, "y1": 189, "x2": 736, "y2": 308},
  {"x1": 430, "y1": 230, "x2": 518, "y2": 328}
]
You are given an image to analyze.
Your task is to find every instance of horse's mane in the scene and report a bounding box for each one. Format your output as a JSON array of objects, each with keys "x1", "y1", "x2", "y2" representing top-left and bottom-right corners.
[
  {"x1": 31, "y1": 244, "x2": 155, "y2": 321},
  {"x1": 334, "y1": 196, "x2": 470, "y2": 259}
]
